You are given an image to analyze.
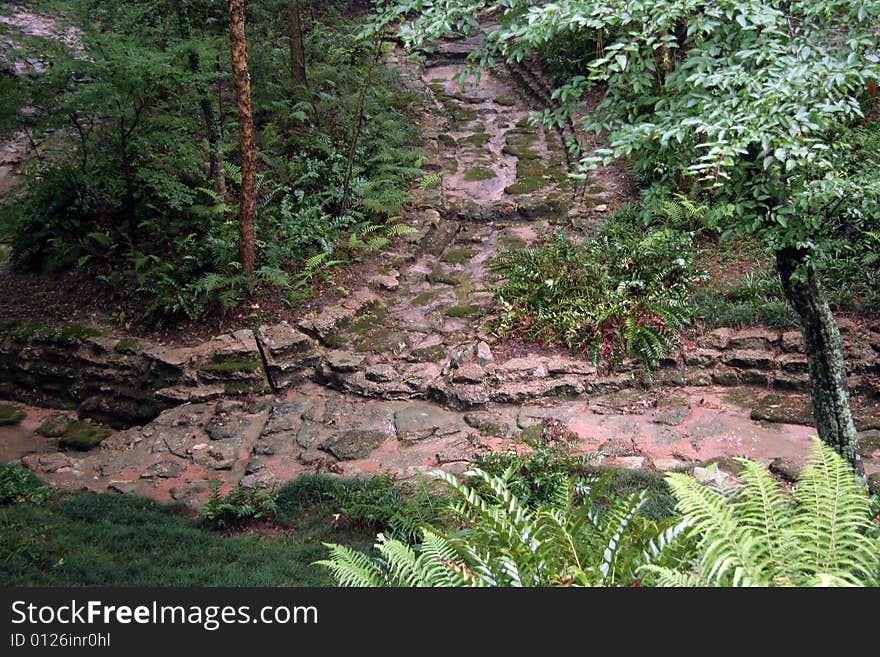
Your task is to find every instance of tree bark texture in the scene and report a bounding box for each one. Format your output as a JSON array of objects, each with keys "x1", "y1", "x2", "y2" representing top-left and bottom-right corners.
[
  {"x1": 227, "y1": 0, "x2": 256, "y2": 275},
  {"x1": 776, "y1": 246, "x2": 863, "y2": 475}
]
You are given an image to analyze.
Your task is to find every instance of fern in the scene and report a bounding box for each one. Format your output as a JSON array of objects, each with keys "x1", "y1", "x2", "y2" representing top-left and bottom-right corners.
[
  {"x1": 642, "y1": 439, "x2": 879, "y2": 587},
  {"x1": 319, "y1": 468, "x2": 686, "y2": 587}
]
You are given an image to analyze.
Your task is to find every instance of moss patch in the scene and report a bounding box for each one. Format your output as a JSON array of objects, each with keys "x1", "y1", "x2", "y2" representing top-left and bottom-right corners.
[
  {"x1": 504, "y1": 176, "x2": 546, "y2": 195},
  {"x1": 494, "y1": 96, "x2": 517, "y2": 106},
  {"x1": 443, "y1": 304, "x2": 480, "y2": 318},
  {"x1": 427, "y1": 270, "x2": 462, "y2": 286},
  {"x1": 459, "y1": 133, "x2": 491, "y2": 147},
  {"x1": 36, "y1": 414, "x2": 74, "y2": 437},
  {"x1": 201, "y1": 360, "x2": 262, "y2": 375},
  {"x1": 463, "y1": 166, "x2": 496, "y2": 182},
  {"x1": 7, "y1": 323, "x2": 102, "y2": 344},
  {"x1": 750, "y1": 394, "x2": 814, "y2": 427},
  {"x1": 502, "y1": 132, "x2": 541, "y2": 160},
  {"x1": 58, "y1": 421, "x2": 112, "y2": 450},
  {"x1": 441, "y1": 157, "x2": 459, "y2": 173},
  {"x1": 516, "y1": 160, "x2": 547, "y2": 178},
  {"x1": 0, "y1": 404, "x2": 26, "y2": 426},
  {"x1": 440, "y1": 247, "x2": 477, "y2": 264},
  {"x1": 437, "y1": 133, "x2": 456, "y2": 147},
  {"x1": 515, "y1": 424, "x2": 545, "y2": 443},
  {"x1": 410, "y1": 344, "x2": 447, "y2": 363},
  {"x1": 412, "y1": 290, "x2": 443, "y2": 306}
]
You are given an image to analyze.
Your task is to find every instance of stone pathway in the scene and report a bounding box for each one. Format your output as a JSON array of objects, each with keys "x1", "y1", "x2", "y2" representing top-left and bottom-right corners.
[{"x1": 4, "y1": 20, "x2": 880, "y2": 504}]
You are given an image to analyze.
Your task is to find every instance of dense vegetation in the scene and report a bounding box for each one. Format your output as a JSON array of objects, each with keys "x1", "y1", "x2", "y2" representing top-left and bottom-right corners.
[
  {"x1": 0, "y1": 0, "x2": 422, "y2": 321},
  {"x1": 390, "y1": 0, "x2": 880, "y2": 469},
  {"x1": 321, "y1": 440, "x2": 880, "y2": 587}
]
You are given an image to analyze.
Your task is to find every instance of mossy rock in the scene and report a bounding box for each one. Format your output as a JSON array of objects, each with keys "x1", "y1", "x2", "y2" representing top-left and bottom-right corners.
[
  {"x1": 437, "y1": 133, "x2": 456, "y2": 147},
  {"x1": 459, "y1": 133, "x2": 491, "y2": 147},
  {"x1": 348, "y1": 305, "x2": 390, "y2": 336},
  {"x1": 750, "y1": 394, "x2": 814, "y2": 427},
  {"x1": 113, "y1": 337, "x2": 145, "y2": 355},
  {"x1": 442, "y1": 157, "x2": 459, "y2": 173},
  {"x1": 59, "y1": 421, "x2": 112, "y2": 451},
  {"x1": 440, "y1": 247, "x2": 477, "y2": 265},
  {"x1": 410, "y1": 344, "x2": 447, "y2": 363},
  {"x1": 515, "y1": 116, "x2": 533, "y2": 129},
  {"x1": 504, "y1": 176, "x2": 546, "y2": 195},
  {"x1": 516, "y1": 160, "x2": 547, "y2": 178},
  {"x1": 412, "y1": 290, "x2": 443, "y2": 307},
  {"x1": 201, "y1": 359, "x2": 262, "y2": 375},
  {"x1": 427, "y1": 270, "x2": 462, "y2": 286},
  {"x1": 322, "y1": 334, "x2": 348, "y2": 349},
  {"x1": 0, "y1": 404, "x2": 26, "y2": 426},
  {"x1": 463, "y1": 166, "x2": 496, "y2": 182},
  {"x1": 36, "y1": 414, "x2": 74, "y2": 437},
  {"x1": 354, "y1": 329, "x2": 407, "y2": 354},
  {"x1": 429, "y1": 82, "x2": 445, "y2": 94},
  {"x1": 444, "y1": 304, "x2": 480, "y2": 318},
  {"x1": 444, "y1": 104, "x2": 477, "y2": 123},
  {"x1": 8, "y1": 323, "x2": 102, "y2": 344},
  {"x1": 494, "y1": 96, "x2": 517, "y2": 106},
  {"x1": 515, "y1": 424, "x2": 545, "y2": 443}
]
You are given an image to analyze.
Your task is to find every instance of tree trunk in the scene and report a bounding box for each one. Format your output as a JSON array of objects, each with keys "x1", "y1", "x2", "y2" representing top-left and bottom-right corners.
[
  {"x1": 776, "y1": 246, "x2": 863, "y2": 475},
  {"x1": 288, "y1": 0, "x2": 307, "y2": 89},
  {"x1": 227, "y1": 0, "x2": 256, "y2": 275}
]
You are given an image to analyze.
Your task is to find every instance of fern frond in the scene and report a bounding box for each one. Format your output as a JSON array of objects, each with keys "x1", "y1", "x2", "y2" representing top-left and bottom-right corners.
[{"x1": 314, "y1": 543, "x2": 385, "y2": 587}]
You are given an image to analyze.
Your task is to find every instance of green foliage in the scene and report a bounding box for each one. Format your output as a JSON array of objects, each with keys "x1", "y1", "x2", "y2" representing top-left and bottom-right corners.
[
  {"x1": 57, "y1": 421, "x2": 112, "y2": 451},
  {"x1": 694, "y1": 270, "x2": 799, "y2": 329},
  {"x1": 5, "y1": 2, "x2": 422, "y2": 321},
  {"x1": 0, "y1": 464, "x2": 53, "y2": 507},
  {"x1": 276, "y1": 472, "x2": 451, "y2": 543},
  {"x1": 201, "y1": 482, "x2": 279, "y2": 530},
  {"x1": 0, "y1": 488, "x2": 372, "y2": 586},
  {"x1": 474, "y1": 440, "x2": 593, "y2": 508},
  {"x1": 644, "y1": 439, "x2": 880, "y2": 586},
  {"x1": 320, "y1": 440, "x2": 879, "y2": 587},
  {"x1": 0, "y1": 404, "x2": 26, "y2": 426},
  {"x1": 319, "y1": 467, "x2": 689, "y2": 587},
  {"x1": 489, "y1": 221, "x2": 695, "y2": 369}
]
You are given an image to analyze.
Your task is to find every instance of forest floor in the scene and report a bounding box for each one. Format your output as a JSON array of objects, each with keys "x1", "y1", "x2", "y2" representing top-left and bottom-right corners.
[{"x1": 2, "y1": 12, "x2": 879, "y2": 507}]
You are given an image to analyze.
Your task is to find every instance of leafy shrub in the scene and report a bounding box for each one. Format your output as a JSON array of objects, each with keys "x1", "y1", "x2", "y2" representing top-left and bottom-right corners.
[
  {"x1": 489, "y1": 223, "x2": 695, "y2": 369},
  {"x1": 644, "y1": 439, "x2": 880, "y2": 586},
  {"x1": 0, "y1": 464, "x2": 53, "y2": 506},
  {"x1": 473, "y1": 440, "x2": 593, "y2": 508},
  {"x1": 202, "y1": 482, "x2": 279, "y2": 529}
]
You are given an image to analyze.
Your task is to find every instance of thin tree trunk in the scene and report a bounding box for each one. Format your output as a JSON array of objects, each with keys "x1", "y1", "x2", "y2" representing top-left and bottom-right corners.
[
  {"x1": 776, "y1": 246, "x2": 863, "y2": 475},
  {"x1": 227, "y1": 0, "x2": 256, "y2": 275},
  {"x1": 288, "y1": 0, "x2": 307, "y2": 89},
  {"x1": 338, "y1": 35, "x2": 381, "y2": 217}
]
